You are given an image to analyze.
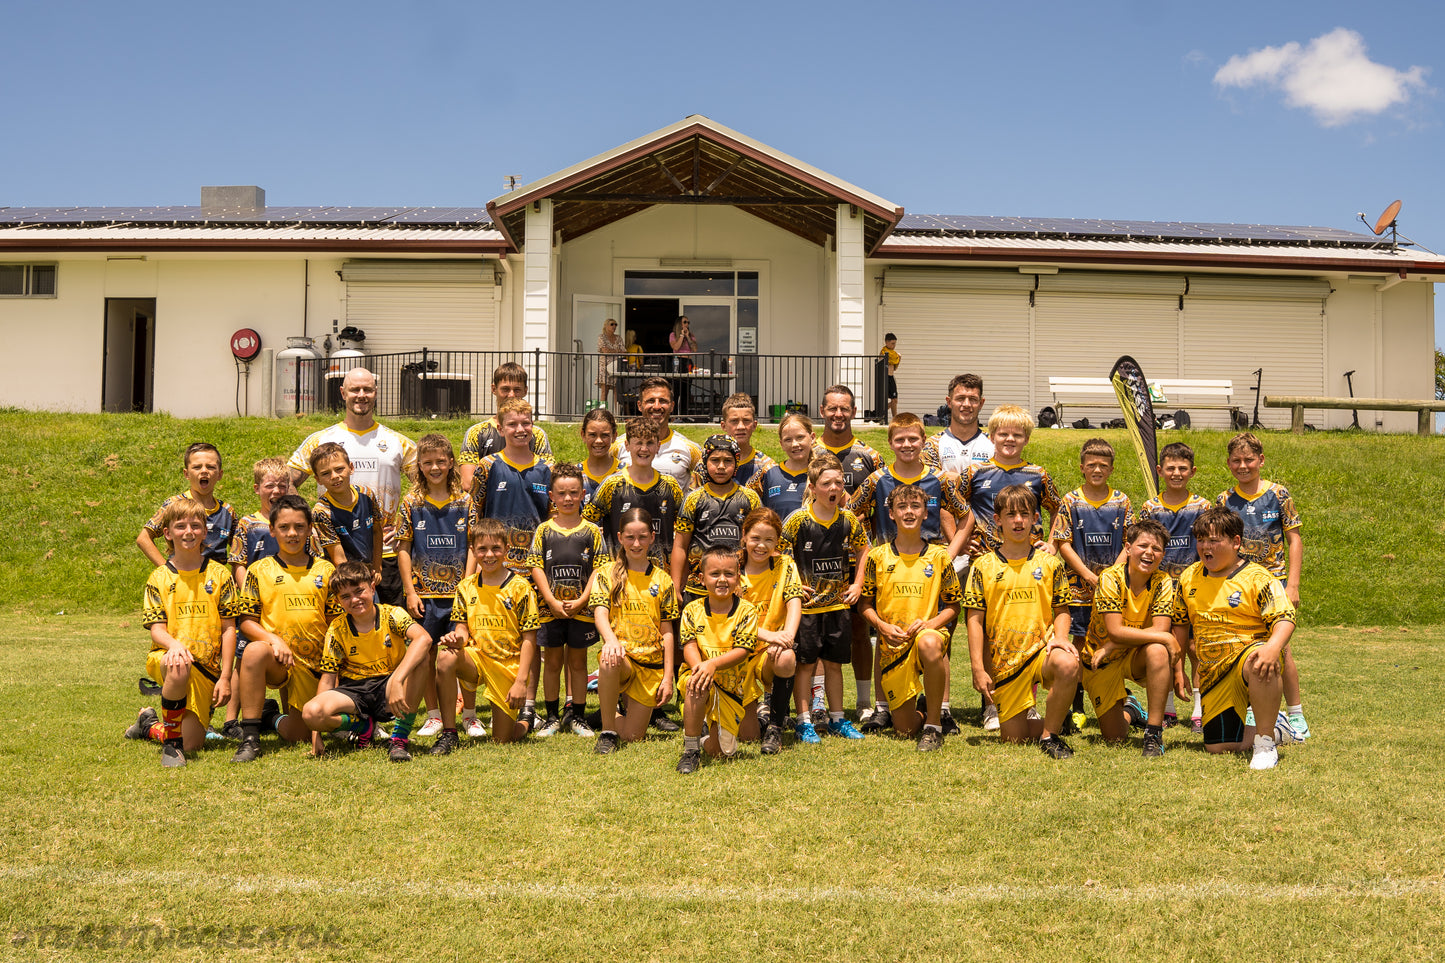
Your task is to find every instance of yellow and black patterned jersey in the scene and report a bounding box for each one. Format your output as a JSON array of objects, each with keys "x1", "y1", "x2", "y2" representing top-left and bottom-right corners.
[
  {"x1": 963, "y1": 548, "x2": 1070, "y2": 681},
  {"x1": 740, "y1": 555, "x2": 808, "y2": 634},
  {"x1": 526, "y1": 518, "x2": 606, "y2": 622},
  {"x1": 680, "y1": 596, "x2": 760, "y2": 698},
  {"x1": 1216, "y1": 482, "x2": 1301, "y2": 580},
  {"x1": 143, "y1": 492, "x2": 237, "y2": 567},
  {"x1": 237, "y1": 556, "x2": 343, "y2": 671},
  {"x1": 588, "y1": 562, "x2": 679, "y2": 667},
  {"x1": 584, "y1": 470, "x2": 684, "y2": 562},
  {"x1": 779, "y1": 506, "x2": 869, "y2": 614},
  {"x1": 862, "y1": 542, "x2": 962, "y2": 643},
  {"x1": 1081, "y1": 561, "x2": 1174, "y2": 666},
  {"x1": 956, "y1": 459, "x2": 1062, "y2": 553},
  {"x1": 675, "y1": 483, "x2": 761, "y2": 592},
  {"x1": 1050, "y1": 488, "x2": 1133, "y2": 605},
  {"x1": 615, "y1": 429, "x2": 703, "y2": 492},
  {"x1": 320, "y1": 605, "x2": 416, "y2": 680},
  {"x1": 690, "y1": 449, "x2": 776, "y2": 491},
  {"x1": 459, "y1": 418, "x2": 554, "y2": 466},
  {"x1": 1173, "y1": 560, "x2": 1294, "y2": 694},
  {"x1": 142, "y1": 560, "x2": 241, "y2": 675},
  {"x1": 395, "y1": 490, "x2": 472, "y2": 597},
  {"x1": 451, "y1": 571, "x2": 541, "y2": 664}
]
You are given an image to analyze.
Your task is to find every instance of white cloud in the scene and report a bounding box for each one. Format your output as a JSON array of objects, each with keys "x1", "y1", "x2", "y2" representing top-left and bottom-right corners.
[{"x1": 1214, "y1": 28, "x2": 1428, "y2": 126}]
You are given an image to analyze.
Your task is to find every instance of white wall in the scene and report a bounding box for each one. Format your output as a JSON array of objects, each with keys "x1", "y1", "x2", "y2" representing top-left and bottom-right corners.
[{"x1": 0, "y1": 257, "x2": 106, "y2": 411}]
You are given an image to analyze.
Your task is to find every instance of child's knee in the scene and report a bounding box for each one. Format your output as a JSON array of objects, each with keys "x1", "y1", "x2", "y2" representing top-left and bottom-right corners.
[
  {"x1": 300, "y1": 701, "x2": 327, "y2": 730},
  {"x1": 775, "y1": 650, "x2": 796, "y2": 675},
  {"x1": 917, "y1": 631, "x2": 946, "y2": 662}
]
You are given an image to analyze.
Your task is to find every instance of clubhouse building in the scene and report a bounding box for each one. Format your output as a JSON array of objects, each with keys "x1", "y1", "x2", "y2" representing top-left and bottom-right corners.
[{"x1": 2, "y1": 115, "x2": 1440, "y2": 431}]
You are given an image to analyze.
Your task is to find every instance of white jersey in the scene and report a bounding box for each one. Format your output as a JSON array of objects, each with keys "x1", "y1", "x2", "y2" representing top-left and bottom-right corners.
[
  {"x1": 925, "y1": 426, "x2": 994, "y2": 475},
  {"x1": 288, "y1": 421, "x2": 417, "y2": 554},
  {"x1": 616, "y1": 428, "x2": 703, "y2": 493}
]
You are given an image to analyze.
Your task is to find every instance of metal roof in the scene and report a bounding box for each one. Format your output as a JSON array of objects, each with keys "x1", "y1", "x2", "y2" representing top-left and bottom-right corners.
[
  {"x1": 894, "y1": 214, "x2": 1379, "y2": 246},
  {"x1": 0, "y1": 206, "x2": 494, "y2": 227},
  {"x1": 0, "y1": 222, "x2": 507, "y2": 254}
]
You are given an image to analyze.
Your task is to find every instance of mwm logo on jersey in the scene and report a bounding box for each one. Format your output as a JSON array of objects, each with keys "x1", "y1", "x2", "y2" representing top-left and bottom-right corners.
[
  {"x1": 895, "y1": 583, "x2": 924, "y2": 598},
  {"x1": 1006, "y1": 588, "x2": 1035, "y2": 603},
  {"x1": 177, "y1": 602, "x2": 211, "y2": 617},
  {"x1": 1084, "y1": 533, "x2": 1114, "y2": 547},
  {"x1": 285, "y1": 596, "x2": 318, "y2": 611}
]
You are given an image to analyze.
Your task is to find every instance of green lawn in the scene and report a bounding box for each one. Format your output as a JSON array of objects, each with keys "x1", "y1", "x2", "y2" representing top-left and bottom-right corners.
[{"x1": 0, "y1": 612, "x2": 1441, "y2": 962}]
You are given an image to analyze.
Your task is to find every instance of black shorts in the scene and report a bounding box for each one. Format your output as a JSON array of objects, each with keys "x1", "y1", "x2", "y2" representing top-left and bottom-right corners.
[
  {"x1": 886, "y1": 375, "x2": 898, "y2": 400},
  {"x1": 378, "y1": 556, "x2": 405, "y2": 607},
  {"x1": 334, "y1": 674, "x2": 393, "y2": 721},
  {"x1": 539, "y1": 618, "x2": 599, "y2": 649},
  {"x1": 1203, "y1": 706, "x2": 1245, "y2": 746},
  {"x1": 1069, "y1": 604, "x2": 1092, "y2": 640},
  {"x1": 796, "y1": 610, "x2": 852, "y2": 665},
  {"x1": 420, "y1": 597, "x2": 455, "y2": 644}
]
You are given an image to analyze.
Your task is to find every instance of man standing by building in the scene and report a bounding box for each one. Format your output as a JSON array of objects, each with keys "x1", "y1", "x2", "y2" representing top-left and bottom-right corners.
[
  {"x1": 923, "y1": 373, "x2": 994, "y2": 475},
  {"x1": 288, "y1": 367, "x2": 417, "y2": 605},
  {"x1": 616, "y1": 376, "x2": 702, "y2": 492}
]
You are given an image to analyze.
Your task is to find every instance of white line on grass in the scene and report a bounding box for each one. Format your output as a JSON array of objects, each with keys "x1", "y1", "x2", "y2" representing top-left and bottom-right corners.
[{"x1": 2, "y1": 865, "x2": 1441, "y2": 903}]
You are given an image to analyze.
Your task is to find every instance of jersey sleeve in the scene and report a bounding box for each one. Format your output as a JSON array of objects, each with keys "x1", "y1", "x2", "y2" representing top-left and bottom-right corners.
[
  {"x1": 745, "y1": 471, "x2": 766, "y2": 497},
  {"x1": 1039, "y1": 470, "x2": 1063, "y2": 518},
  {"x1": 1092, "y1": 566, "x2": 1126, "y2": 616},
  {"x1": 1049, "y1": 493, "x2": 1077, "y2": 542},
  {"x1": 861, "y1": 552, "x2": 879, "y2": 601},
  {"x1": 1275, "y1": 484, "x2": 1302, "y2": 531},
  {"x1": 845, "y1": 512, "x2": 869, "y2": 555},
  {"x1": 921, "y1": 435, "x2": 942, "y2": 470},
  {"x1": 387, "y1": 606, "x2": 417, "y2": 642},
  {"x1": 962, "y1": 560, "x2": 988, "y2": 611},
  {"x1": 236, "y1": 569, "x2": 264, "y2": 620},
  {"x1": 846, "y1": 472, "x2": 879, "y2": 527},
  {"x1": 587, "y1": 570, "x2": 612, "y2": 612},
  {"x1": 1047, "y1": 558, "x2": 1071, "y2": 609},
  {"x1": 938, "y1": 552, "x2": 963, "y2": 607},
  {"x1": 394, "y1": 493, "x2": 417, "y2": 545},
  {"x1": 142, "y1": 495, "x2": 178, "y2": 538},
  {"x1": 1256, "y1": 573, "x2": 1296, "y2": 627},
  {"x1": 458, "y1": 423, "x2": 485, "y2": 466},
  {"x1": 778, "y1": 511, "x2": 801, "y2": 557},
  {"x1": 141, "y1": 569, "x2": 169, "y2": 626},
  {"x1": 779, "y1": 558, "x2": 808, "y2": 602},
  {"x1": 518, "y1": 583, "x2": 542, "y2": 632},
  {"x1": 215, "y1": 570, "x2": 241, "y2": 620},
  {"x1": 311, "y1": 501, "x2": 339, "y2": 549},
  {"x1": 733, "y1": 605, "x2": 760, "y2": 653},
  {"x1": 525, "y1": 524, "x2": 548, "y2": 571},
  {"x1": 226, "y1": 518, "x2": 248, "y2": 565},
  {"x1": 674, "y1": 489, "x2": 701, "y2": 536},
  {"x1": 319, "y1": 618, "x2": 346, "y2": 674},
  {"x1": 1148, "y1": 574, "x2": 1175, "y2": 623},
  {"x1": 531, "y1": 426, "x2": 555, "y2": 466},
  {"x1": 658, "y1": 572, "x2": 680, "y2": 621},
  {"x1": 679, "y1": 603, "x2": 703, "y2": 647},
  {"x1": 286, "y1": 432, "x2": 322, "y2": 479},
  {"x1": 583, "y1": 477, "x2": 612, "y2": 523},
  {"x1": 469, "y1": 459, "x2": 492, "y2": 517},
  {"x1": 742, "y1": 486, "x2": 762, "y2": 513}
]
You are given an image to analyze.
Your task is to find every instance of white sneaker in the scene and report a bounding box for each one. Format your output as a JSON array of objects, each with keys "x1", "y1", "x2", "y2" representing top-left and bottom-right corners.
[
  {"x1": 982, "y1": 703, "x2": 1001, "y2": 731},
  {"x1": 417, "y1": 714, "x2": 443, "y2": 737},
  {"x1": 1250, "y1": 733, "x2": 1279, "y2": 770},
  {"x1": 463, "y1": 716, "x2": 487, "y2": 739},
  {"x1": 1273, "y1": 711, "x2": 1302, "y2": 745}
]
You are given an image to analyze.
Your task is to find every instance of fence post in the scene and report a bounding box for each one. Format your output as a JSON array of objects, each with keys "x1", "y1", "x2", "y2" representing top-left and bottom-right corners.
[{"x1": 533, "y1": 348, "x2": 542, "y2": 419}]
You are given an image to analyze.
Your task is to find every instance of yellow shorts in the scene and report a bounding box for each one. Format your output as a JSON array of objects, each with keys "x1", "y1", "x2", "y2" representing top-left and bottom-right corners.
[
  {"x1": 461, "y1": 647, "x2": 522, "y2": 721},
  {"x1": 145, "y1": 649, "x2": 216, "y2": 719},
  {"x1": 879, "y1": 640, "x2": 923, "y2": 712},
  {"x1": 992, "y1": 646, "x2": 1047, "y2": 723},
  {"x1": 621, "y1": 656, "x2": 664, "y2": 709},
  {"x1": 679, "y1": 665, "x2": 752, "y2": 738},
  {"x1": 1082, "y1": 655, "x2": 1140, "y2": 714},
  {"x1": 742, "y1": 648, "x2": 774, "y2": 703},
  {"x1": 1202, "y1": 643, "x2": 1271, "y2": 727},
  {"x1": 282, "y1": 663, "x2": 322, "y2": 713}
]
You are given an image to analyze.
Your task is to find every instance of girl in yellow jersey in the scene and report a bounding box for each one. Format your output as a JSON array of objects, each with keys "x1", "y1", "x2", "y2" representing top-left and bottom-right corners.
[{"x1": 738, "y1": 507, "x2": 804, "y2": 755}]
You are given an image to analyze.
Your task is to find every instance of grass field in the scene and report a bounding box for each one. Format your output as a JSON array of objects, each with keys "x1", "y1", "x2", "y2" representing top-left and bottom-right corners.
[{"x1": 1, "y1": 411, "x2": 1443, "y2": 961}]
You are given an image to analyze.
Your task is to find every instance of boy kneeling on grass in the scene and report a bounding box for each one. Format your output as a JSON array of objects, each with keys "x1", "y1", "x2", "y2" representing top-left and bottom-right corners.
[
  {"x1": 432, "y1": 520, "x2": 543, "y2": 752},
  {"x1": 128, "y1": 499, "x2": 240, "y2": 767},
  {"x1": 676, "y1": 546, "x2": 764, "y2": 774},
  {"x1": 301, "y1": 561, "x2": 433, "y2": 762},
  {"x1": 1171, "y1": 506, "x2": 1297, "y2": 771},
  {"x1": 963, "y1": 484, "x2": 1081, "y2": 760},
  {"x1": 859, "y1": 484, "x2": 962, "y2": 752}
]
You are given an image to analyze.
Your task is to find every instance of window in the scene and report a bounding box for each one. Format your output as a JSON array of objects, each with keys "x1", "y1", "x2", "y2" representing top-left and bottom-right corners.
[{"x1": 0, "y1": 264, "x2": 57, "y2": 297}]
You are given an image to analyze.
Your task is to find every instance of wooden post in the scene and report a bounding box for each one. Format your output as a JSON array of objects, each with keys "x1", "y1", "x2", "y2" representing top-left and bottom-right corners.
[
  {"x1": 1291, "y1": 405, "x2": 1304, "y2": 434},
  {"x1": 1419, "y1": 408, "x2": 1433, "y2": 437}
]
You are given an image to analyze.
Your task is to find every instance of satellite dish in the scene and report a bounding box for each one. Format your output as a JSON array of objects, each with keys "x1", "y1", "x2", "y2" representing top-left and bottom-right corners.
[{"x1": 1372, "y1": 200, "x2": 1402, "y2": 236}]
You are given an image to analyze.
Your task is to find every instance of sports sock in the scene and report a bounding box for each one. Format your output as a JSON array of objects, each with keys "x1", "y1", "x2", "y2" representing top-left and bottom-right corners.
[
  {"x1": 545, "y1": 699, "x2": 559, "y2": 719},
  {"x1": 769, "y1": 676, "x2": 792, "y2": 723},
  {"x1": 461, "y1": 709, "x2": 478, "y2": 722},
  {"x1": 1191, "y1": 689, "x2": 1202, "y2": 717},
  {"x1": 391, "y1": 711, "x2": 418, "y2": 741},
  {"x1": 147, "y1": 723, "x2": 165, "y2": 742},
  {"x1": 856, "y1": 680, "x2": 871, "y2": 710},
  {"x1": 941, "y1": 700, "x2": 951, "y2": 713},
  {"x1": 923, "y1": 723, "x2": 942, "y2": 734},
  {"x1": 1287, "y1": 703, "x2": 1303, "y2": 717},
  {"x1": 337, "y1": 713, "x2": 354, "y2": 730},
  {"x1": 241, "y1": 718, "x2": 262, "y2": 742},
  {"x1": 683, "y1": 735, "x2": 700, "y2": 752},
  {"x1": 525, "y1": 698, "x2": 536, "y2": 710},
  {"x1": 1164, "y1": 691, "x2": 1176, "y2": 715},
  {"x1": 425, "y1": 708, "x2": 441, "y2": 720},
  {"x1": 160, "y1": 696, "x2": 186, "y2": 743},
  {"x1": 828, "y1": 710, "x2": 844, "y2": 723},
  {"x1": 350, "y1": 715, "x2": 373, "y2": 734}
]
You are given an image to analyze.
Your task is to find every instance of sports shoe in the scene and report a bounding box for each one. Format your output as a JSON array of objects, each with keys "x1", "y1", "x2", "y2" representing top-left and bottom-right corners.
[
  {"x1": 586, "y1": 670, "x2": 600, "y2": 692},
  {"x1": 916, "y1": 727, "x2": 945, "y2": 752},
  {"x1": 861, "y1": 706, "x2": 891, "y2": 733},
  {"x1": 1190, "y1": 715, "x2": 1203, "y2": 734},
  {"x1": 594, "y1": 731, "x2": 621, "y2": 755},
  {"x1": 1162, "y1": 712, "x2": 1179, "y2": 729},
  {"x1": 518, "y1": 706, "x2": 538, "y2": 734},
  {"x1": 1273, "y1": 711, "x2": 1302, "y2": 745},
  {"x1": 1039, "y1": 734, "x2": 1074, "y2": 760},
  {"x1": 230, "y1": 736, "x2": 262, "y2": 763},
  {"x1": 1141, "y1": 730, "x2": 1165, "y2": 758},
  {"x1": 827, "y1": 718, "x2": 864, "y2": 740},
  {"x1": 354, "y1": 718, "x2": 376, "y2": 750},
  {"x1": 124, "y1": 707, "x2": 158, "y2": 740},
  {"x1": 760, "y1": 725, "x2": 782, "y2": 755},
  {"x1": 160, "y1": 741, "x2": 186, "y2": 767},
  {"x1": 856, "y1": 706, "x2": 874, "y2": 725},
  {"x1": 388, "y1": 739, "x2": 412, "y2": 763},
  {"x1": 650, "y1": 711, "x2": 681, "y2": 733},
  {"x1": 564, "y1": 710, "x2": 595, "y2": 737},
  {"x1": 756, "y1": 702, "x2": 772, "y2": 729},
  {"x1": 416, "y1": 715, "x2": 443, "y2": 738},
  {"x1": 429, "y1": 729, "x2": 459, "y2": 756},
  {"x1": 939, "y1": 706, "x2": 960, "y2": 736},
  {"x1": 1250, "y1": 733, "x2": 1279, "y2": 770},
  {"x1": 1289, "y1": 712, "x2": 1311, "y2": 740},
  {"x1": 463, "y1": 716, "x2": 487, "y2": 739},
  {"x1": 1123, "y1": 693, "x2": 1146, "y2": 729},
  {"x1": 534, "y1": 715, "x2": 564, "y2": 739},
  {"x1": 676, "y1": 748, "x2": 703, "y2": 775},
  {"x1": 795, "y1": 720, "x2": 821, "y2": 744},
  {"x1": 138, "y1": 676, "x2": 161, "y2": 696},
  {"x1": 220, "y1": 719, "x2": 243, "y2": 741},
  {"x1": 982, "y1": 703, "x2": 1000, "y2": 731}
]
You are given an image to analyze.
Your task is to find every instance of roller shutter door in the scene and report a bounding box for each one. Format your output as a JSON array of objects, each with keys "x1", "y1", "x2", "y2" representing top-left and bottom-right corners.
[
  {"x1": 343, "y1": 260, "x2": 498, "y2": 355},
  {"x1": 1033, "y1": 294, "x2": 1180, "y2": 420},
  {"x1": 1182, "y1": 298, "x2": 1324, "y2": 429}
]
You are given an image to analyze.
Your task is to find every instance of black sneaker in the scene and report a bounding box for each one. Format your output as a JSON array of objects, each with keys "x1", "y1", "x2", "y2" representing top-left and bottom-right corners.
[
  {"x1": 594, "y1": 731, "x2": 621, "y2": 755},
  {"x1": 220, "y1": 719, "x2": 244, "y2": 741},
  {"x1": 760, "y1": 724, "x2": 783, "y2": 755},
  {"x1": 518, "y1": 706, "x2": 538, "y2": 734},
  {"x1": 124, "y1": 707, "x2": 158, "y2": 740},
  {"x1": 259, "y1": 698, "x2": 282, "y2": 732},
  {"x1": 429, "y1": 729, "x2": 459, "y2": 756},
  {"x1": 916, "y1": 727, "x2": 945, "y2": 752},
  {"x1": 230, "y1": 736, "x2": 262, "y2": 763},
  {"x1": 939, "y1": 706, "x2": 960, "y2": 736},
  {"x1": 388, "y1": 739, "x2": 412, "y2": 763},
  {"x1": 138, "y1": 676, "x2": 161, "y2": 696},
  {"x1": 160, "y1": 741, "x2": 186, "y2": 768},
  {"x1": 861, "y1": 706, "x2": 891, "y2": 732},
  {"x1": 1141, "y1": 730, "x2": 1165, "y2": 758},
  {"x1": 1040, "y1": 734, "x2": 1075, "y2": 760},
  {"x1": 650, "y1": 711, "x2": 681, "y2": 733},
  {"x1": 676, "y1": 748, "x2": 703, "y2": 774}
]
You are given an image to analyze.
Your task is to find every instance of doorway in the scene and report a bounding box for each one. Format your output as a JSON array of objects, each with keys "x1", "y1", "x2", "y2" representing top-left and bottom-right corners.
[
  {"x1": 624, "y1": 297, "x2": 679, "y2": 368},
  {"x1": 103, "y1": 298, "x2": 155, "y2": 412}
]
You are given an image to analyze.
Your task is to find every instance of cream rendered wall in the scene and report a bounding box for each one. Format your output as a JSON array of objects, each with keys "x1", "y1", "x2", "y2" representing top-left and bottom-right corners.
[
  {"x1": 0, "y1": 257, "x2": 107, "y2": 411},
  {"x1": 1380, "y1": 280, "x2": 1434, "y2": 432},
  {"x1": 556, "y1": 204, "x2": 826, "y2": 356},
  {"x1": 1324, "y1": 277, "x2": 1434, "y2": 432}
]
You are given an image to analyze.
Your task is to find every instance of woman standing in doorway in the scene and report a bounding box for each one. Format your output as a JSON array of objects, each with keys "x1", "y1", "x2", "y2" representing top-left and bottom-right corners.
[
  {"x1": 669, "y1": 315, "x2": 698, "y2": 418},
  {"x1": 596, "y1": 318, "x2": 624, "y2": 409}
]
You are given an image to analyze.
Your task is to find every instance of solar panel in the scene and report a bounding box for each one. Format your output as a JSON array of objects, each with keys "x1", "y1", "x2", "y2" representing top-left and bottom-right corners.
[{"x1": 895, "y1": 213, "x2": 1380, "y2": 246}]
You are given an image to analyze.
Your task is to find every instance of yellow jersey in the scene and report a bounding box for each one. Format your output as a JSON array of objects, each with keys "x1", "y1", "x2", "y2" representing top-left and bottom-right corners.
[
  {"x1": 237, "y1": 556, "x2": 343, "y2": 671},
  {"x1": 1173, "y1": 560, "x2": 1294, "y2": 694},
  {"x1": 141, "y1": 560, "x2": 241, "y2": 676},
  {"x1": 452, "y1": 572, "x2": 542, "y2": 664},
  {"x1": 1080, "y1": 562, "x2": 1174, "y2": 666},
  {"x1": 319, "y1": 605, "x2": 416, "y2": 681},
  {"x1": 679, "y1": 596, "x2": 761, "y2": 699},
  {"x1": 589, "y1": 562, "x2": 679, "y2": 667},
  {"x1": 963, "y1": 549, "x2": 1070, "y2": 681},
  {"x1": 861, "y1": 542, "x2": 962, "y2": 657},
  {"x1": 740, "y1": 555, "x2": 808, "y2": 634}
]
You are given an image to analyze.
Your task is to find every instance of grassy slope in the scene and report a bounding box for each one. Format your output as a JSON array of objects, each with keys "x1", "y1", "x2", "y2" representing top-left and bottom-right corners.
[{"x1": 0, "y1": 410, "x2": 1440, "y2": 624}]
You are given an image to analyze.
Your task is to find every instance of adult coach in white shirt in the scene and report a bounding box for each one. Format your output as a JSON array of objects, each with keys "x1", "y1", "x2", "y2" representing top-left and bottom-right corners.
[
  {"x1": 922, "y1": 373, "x2": 994, "y2": 475},
  {"x1": 615, "y1": 375, "x2": 702, "y2": 491},
  {"x1": 287, "y1": 367, "x2": 417, "y2": 604}
]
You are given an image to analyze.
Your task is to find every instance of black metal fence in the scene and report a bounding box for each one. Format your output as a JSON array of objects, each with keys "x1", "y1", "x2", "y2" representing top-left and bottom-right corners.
[{"x1": 284, "y1": 349, "x2": 887, "y2": 423}]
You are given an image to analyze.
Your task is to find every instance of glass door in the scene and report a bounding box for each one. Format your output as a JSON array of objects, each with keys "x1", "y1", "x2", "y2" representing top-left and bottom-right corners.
[
  {"x1": 574, "y1": 294, "x2": 623, "y2": 412},
  {"x1": 676, "y1": 299, "x2": 733, "y2": 421}
]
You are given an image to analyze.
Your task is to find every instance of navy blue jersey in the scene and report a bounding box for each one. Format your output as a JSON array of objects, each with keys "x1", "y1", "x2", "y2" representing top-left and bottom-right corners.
[
  {"x1": 1139, "y1": 493, "x2": 1211, "y2": 578},
  {"x1": 848, "y1": 466, "x2": 957, "y2": 546},
  {"x1": 312, "y1": 486, "x2": 380, "y2": 565},
  {"x1": 747, "y1": 464, "x2": 809, "y2": 522},
  {"x1": 396, "y1": 491, "x2": 472, "y2": 597},
  {"x1": 471, "y1": 453, "x2": 552, "y2": 574}
]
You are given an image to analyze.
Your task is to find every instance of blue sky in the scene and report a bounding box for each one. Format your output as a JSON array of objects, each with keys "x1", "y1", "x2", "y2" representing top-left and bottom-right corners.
[{"x1": 4, "y1": 1, "x2": 1442, "y2": 343}]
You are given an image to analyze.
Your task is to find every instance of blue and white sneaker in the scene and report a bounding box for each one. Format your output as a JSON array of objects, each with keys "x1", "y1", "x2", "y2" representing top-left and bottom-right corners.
[
  {"x1": 827, "y1": 718, "x2": 865, "y2": 740},
  {"x1": 1123, "y1": 693, "x2": 1146, "y2": 729},
  {"x1": 1273, "y1": 711, "x2": 1303, "y2": 745},
  {"x1": 795, "y1": 720, "x2": 822, "y2": 744},
  {"x1": 1288, "y1": 712, "x2": 1311, "y2": 740}
]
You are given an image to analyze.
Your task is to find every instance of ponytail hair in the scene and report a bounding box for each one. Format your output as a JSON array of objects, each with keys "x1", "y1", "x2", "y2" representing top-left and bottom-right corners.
[{"x1": 608, "y1": 507, "x2": 654, "y2": 610}]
